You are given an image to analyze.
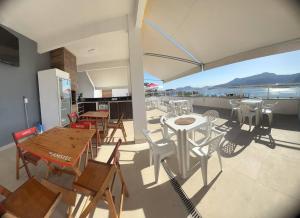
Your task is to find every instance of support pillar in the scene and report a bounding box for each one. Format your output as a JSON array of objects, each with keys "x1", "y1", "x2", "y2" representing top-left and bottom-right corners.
[{"x1": 128, "y1": 14, "x2": 147, "y2": 142}]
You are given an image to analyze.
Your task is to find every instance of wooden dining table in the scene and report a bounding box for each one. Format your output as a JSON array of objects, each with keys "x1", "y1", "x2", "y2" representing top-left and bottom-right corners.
[
  {"x1": 80, "y1": 111, "x2": 110, "y2": 149},
  {"x1": 17, "y1": 127, "x2": 96, "y2": 178}
]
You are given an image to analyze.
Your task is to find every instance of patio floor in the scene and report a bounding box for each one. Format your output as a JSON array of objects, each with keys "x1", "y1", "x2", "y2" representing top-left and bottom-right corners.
[{"x1": 0, "y1": 107, "x2": 299, "y2": 218}]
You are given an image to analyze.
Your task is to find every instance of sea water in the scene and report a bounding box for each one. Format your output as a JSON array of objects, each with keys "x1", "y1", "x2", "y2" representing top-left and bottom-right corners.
[{"x1": 204, "y1": 87, "x2": 300, "y2": 98}]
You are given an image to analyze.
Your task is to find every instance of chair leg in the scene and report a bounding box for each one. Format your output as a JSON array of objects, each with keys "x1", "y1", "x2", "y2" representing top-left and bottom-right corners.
[
  {"x1": 85, "y1": 144, "x2": 89, "y2": 167},
  {"x1": 116, "y1": 166, "x2": 129, "y2": 197},
  {"x1": 106, "y1": 189, "x2": 119, "y2": 218},
  {"x1": 200, "y1": 156, "x2": 208, "y2": 186},
  {"x1": 149, "y1": 150, "x2": 153, "y2": 166},
  {"x1": 249, "y1": 116, "x2": 252, "y2": 131},
  {"x1": 18, "y1": 148, "x2": 32, "y2": 179},
  {"x1": 16, "y1": 150, "x2": 20, "y2": 180},
  {"x1": 121, "y1": 126, "x2": 127, "y2": 142},
  {"x1": 269, "y1": 113, "x2": 273, "y2": 126},
  {"x1": 216, "y1": 149, "x2": 222, "y2": 171},
  {"x1": 89, "y1": 141, "x2": 94, "y2": 159},
  {"x1": 153, "y1": 155, "x2": 160, "y2": 183},
  {"x1": 108, "y1": 128, "x2": 117, "y2": 144}
]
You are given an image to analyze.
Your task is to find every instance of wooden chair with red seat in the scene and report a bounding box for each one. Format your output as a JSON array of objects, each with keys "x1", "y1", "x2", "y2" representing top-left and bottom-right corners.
[
  {"x1": 0, "y1": 178, "x2": 61, "y2": 218},
  {"x1": 107, "y1": 113, "x2": 127, "y2": 144},
  {"x1": 70, "y1": 122, "x2": 94, "y2": 166},
  {"x1": 12, "y1": 127, "x2": 41, "y2": 180},
  {"x1": 73, "y1": 139, "x2": 129, "y2": 218},
  {"x1": 68, "y1": 112, "x2": 97, "y2": 127},
  {"x1": 68, "y1": 112, "x2": 101, "y2": 154}
]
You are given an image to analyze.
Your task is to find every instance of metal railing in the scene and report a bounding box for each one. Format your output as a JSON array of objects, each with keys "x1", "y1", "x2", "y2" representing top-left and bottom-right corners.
[{"x1": 145, "y1": 83, "x2": 300, "y2": 99}]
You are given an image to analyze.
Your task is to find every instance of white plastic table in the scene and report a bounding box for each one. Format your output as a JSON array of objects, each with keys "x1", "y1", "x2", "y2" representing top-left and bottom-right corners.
[
  {"x1": 165, "y1": 114, "x2": 208, "y2": 178},
  {"x1": 241, "y1": 99, "x2": 263, "y2": 105}
]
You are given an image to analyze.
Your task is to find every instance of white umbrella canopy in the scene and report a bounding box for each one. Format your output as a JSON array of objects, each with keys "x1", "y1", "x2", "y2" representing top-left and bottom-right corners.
[{"x1": 142, "y1": 0, "x2": 300, "y2": 82}]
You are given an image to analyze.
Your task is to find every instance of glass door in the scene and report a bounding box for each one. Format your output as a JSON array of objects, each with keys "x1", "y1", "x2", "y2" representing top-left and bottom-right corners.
[{"x1": 58, "y1": 78, "x2": 71, "y2": 126}]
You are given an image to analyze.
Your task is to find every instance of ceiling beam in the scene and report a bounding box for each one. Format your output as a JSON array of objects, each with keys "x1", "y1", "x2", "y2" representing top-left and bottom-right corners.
[
  {"x1": 135, "y1": 0, "x2": 148, "y2": 28},
  {"x1": 78, "y1": 59, "x2": 129, "y2": 72},
  {"x1": 38, "y1": 15, "x2": 128, "y2": 53}
]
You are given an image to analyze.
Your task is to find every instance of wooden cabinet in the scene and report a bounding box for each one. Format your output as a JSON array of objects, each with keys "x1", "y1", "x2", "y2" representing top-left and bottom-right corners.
[
  {"x1": 50, "y1": 47, "x2": 77, "y2": 91},
  {"x1": 109, "y1": 102, "x2": 119, "y2": 119},
  {"x1": 77, "y1": 101, "x2": 133, "y2": 119},
  {"x1": 109, "y1": 101, "x2": 132, "y2": 119},
  {"x1": 83, "y1": 103, "x2": 97, "y2": 113},
  {"x1": 77, "y1": 103, "x2": 84, "y2": 115}
]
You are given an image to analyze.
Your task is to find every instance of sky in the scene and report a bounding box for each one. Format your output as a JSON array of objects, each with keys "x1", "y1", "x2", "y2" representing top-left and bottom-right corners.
[{"x1": 144, "y1": 50, "x2": 300, "y2": 90}]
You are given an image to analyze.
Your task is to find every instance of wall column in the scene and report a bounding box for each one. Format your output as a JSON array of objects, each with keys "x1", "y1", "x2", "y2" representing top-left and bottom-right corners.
[{"x1": 128, "y1": 14, "x2": 147, "y2": 142}]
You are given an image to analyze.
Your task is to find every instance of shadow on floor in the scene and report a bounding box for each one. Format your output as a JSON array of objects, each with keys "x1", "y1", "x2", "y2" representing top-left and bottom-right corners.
[{"x1": 92, "y1": 147, "x2": 188, "y2": 218}]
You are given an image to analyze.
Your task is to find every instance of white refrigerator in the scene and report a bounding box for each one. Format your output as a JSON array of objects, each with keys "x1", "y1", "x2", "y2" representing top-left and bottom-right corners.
[{"x1": 38, "y1": 68, "x2": 71, "y2": 130}]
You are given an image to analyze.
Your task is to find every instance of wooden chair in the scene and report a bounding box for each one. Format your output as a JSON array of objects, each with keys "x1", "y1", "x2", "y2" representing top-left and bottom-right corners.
[
  {"x1": 68, "y1": 112, "x2": 80, "y2": 123},
  {"x1": 68, "y1": 112, "x2": 97, "y2": 126},
  {"x1": 12, "y1": 127, "x2": 41, "y2": 180},
  {"x1": 107, "y1": 113, "x2": 127, "y2": 143},
  {"x1": 0, "y1": 178, "x2": 61, "y2": 218},
  {"x1": 40, "y1": 179, "x2": 76, "y2": 218},
  {"x1": 73, "y1": 139, "x2": 129, "y2": 218},
  {"x1": 69, "y1": 112, "x2": 101, "y2": 153},
  {"x1": 70, "y1": 122, "x2": 94, "y2": 165}
]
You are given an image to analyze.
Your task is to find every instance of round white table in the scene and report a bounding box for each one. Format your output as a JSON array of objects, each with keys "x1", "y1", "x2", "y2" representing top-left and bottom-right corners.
[{"x1": 165, "y1": 114, "x2": 208, "y2": 178}]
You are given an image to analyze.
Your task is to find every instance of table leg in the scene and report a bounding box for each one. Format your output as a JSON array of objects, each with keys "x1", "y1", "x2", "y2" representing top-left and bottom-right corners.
[
  {"x1": 182, "y1": 130, "x2": 189, "y2": 178},
  {"x1": 177, "y1": 129, "x2": 188, "y2": 179},
  {"x1": 95, "y1": 118, "x2": 99, "y2": 154},
  {"x1": 186, "y1": 131, "x2": 193, "y2": 171},
  {"x1": 176, "y1": 130, "x2": 182, "y2": 175}
]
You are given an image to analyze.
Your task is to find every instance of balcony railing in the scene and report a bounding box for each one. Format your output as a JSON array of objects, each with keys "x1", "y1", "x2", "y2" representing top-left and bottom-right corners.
[{"x1": 145, "y1": 83, "x2": 300, "y2": 99}]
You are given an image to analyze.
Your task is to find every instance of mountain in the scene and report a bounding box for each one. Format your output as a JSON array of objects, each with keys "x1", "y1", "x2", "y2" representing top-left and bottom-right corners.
[
  {"x1": 213, "y1": 72, "x2": 300, "y2": 87},
  {"x1": 175, "y1": 86, "x2": 209, "y2": 92}
]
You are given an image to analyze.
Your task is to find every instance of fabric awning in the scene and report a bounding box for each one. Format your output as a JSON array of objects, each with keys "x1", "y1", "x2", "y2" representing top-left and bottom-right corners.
[{"x1": 142, "y1": 0, "x2": 300, "y2": 81}]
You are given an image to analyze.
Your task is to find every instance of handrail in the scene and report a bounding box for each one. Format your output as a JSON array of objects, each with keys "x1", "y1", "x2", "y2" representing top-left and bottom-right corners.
[{"x1": 145, "y1": 83, "x2": 300, "y2": 99}]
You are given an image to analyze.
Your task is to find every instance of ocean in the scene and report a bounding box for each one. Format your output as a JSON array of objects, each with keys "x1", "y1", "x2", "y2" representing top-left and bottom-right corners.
[{"x1": 203, "y1": 87, "x2": 300, "y2": 99}]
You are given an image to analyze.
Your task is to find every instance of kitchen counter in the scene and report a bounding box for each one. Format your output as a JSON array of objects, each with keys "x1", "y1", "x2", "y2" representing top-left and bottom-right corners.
[
  {"x1": 77, "y1": 97, "x2": 133, "y2": 119},
  {"x1": 79, "y1": 96, "x2": 132, "y2": 102}
]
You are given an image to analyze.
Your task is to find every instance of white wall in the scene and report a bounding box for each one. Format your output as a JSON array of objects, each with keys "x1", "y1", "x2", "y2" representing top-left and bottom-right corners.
[
  {"x1": 77, "y1": 72, "x2": 95, "y2": 98},
  {"x1": 87, "y1": 67, "x2": 129, "y2": 89},
  {"x1": 112, "y1": 89, "x2": 129, "y2": 97}
]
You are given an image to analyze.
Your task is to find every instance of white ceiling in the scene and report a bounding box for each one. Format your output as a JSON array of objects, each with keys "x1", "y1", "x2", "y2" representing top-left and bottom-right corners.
[
  {"x1": 1, "y1": 0, "x2": 300, "y2": 83},
  {"x1": 0, "y1": 0, "x2": 133, "y2": 43},
  {"x1": 66, "y1": 31, "x2": 129, "y2": 65},
  {"x1": 0, "y1": 0, "x2": 133, "y2": 68}
]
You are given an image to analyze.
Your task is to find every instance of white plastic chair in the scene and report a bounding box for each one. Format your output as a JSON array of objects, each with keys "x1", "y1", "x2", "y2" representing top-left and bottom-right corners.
[
  {"x1": 261, "y1": 101, "x2": 278, "y2": 125},
  {"x1": 240, "y1": 103, "x2": 258, "y2": 130},
  {"x1": 182, "y1": 100, "x2": 193, "y2": 114},
  {"x1": 188, "y1": 128, "x2": 225, "y2": 186},
  {"x1": 160, "y1": 115, "x2": 176, "y2": 139},
  {"x1": 193, "y1": 110, "x2": 219, "y2": 142},
  {"x1": 142, "y1": 129, "x2": 176, "y2": 183},
  {"x1": 203, "y1": 110, "x2": 219, "y2": 125},
  {"x1": 229, "y1": 99, "x2": 240, "y2": 119}
]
